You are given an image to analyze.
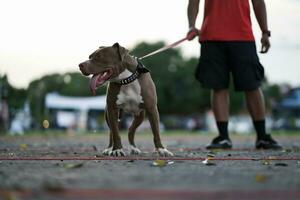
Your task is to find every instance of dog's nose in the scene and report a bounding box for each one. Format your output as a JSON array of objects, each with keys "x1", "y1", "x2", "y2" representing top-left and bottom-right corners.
[
  {"x1": 79, "y1": 63, "x2": 90, "y2": 76},
  {"x1": 79, "y1": 63, "x2": 84, "y2": 69}
]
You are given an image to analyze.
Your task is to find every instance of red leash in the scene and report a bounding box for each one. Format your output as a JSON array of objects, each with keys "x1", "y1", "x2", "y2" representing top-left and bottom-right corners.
[{"x1": 139, "y1": 36, "x2": 188, "y2": 60}]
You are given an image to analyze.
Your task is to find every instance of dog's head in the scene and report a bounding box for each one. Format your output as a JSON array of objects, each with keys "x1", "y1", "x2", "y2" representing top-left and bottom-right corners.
[{"x1": 79, "y1": 43, "x2": 129, "y2": 95}]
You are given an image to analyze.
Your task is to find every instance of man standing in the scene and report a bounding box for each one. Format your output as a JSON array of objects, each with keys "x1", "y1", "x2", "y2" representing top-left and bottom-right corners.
[{"x1": 187, "y1": 0, "x2": 282, "y2": 149}]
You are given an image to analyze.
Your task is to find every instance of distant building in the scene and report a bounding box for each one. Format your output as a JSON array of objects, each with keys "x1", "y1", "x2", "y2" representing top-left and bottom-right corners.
[{"x1": 273, "y1": 87, "x2": 300, "y2": 130}]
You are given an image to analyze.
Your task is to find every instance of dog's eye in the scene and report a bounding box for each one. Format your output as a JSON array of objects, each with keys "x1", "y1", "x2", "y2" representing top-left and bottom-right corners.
[
  {"x1": 92, "y1": 54, "x2": 100, "y2": 61},
  {"x1": 95, "y1": 53, "x2": 106, "y2": 60},
  {"x1": 89, "y1": 53, "x2": 95, "y2": 59},
  {"x1": 89, "y1": 54, "x2": 101, "y2": 61},
  {"x1": 89, "y1": 49, "x2": 101, "y2": 59}
]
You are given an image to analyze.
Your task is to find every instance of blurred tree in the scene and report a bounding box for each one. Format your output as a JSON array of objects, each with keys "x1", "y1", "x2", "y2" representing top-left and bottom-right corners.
[
  {"x1": 0, "y1": 75, "x2": 26, "y2": 112},
  {"x1": 0, "y1": 75, "x2": 27, "y2": 132},
  {"x1": 263, "y1": 83, "x2": 283, "y2": 110},
  {"x1": 266, "y1": 84, "x2": 282, "y2": 101},
  {"x1": 0, "y1": 75, "x2": 27, "y2": 111},
  {"x1": 59, "y1": 72, "x2": 107, "y2": 96}
]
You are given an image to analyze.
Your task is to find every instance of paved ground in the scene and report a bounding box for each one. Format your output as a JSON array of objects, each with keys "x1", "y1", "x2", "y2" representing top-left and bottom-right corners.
[{"x1": 0, "y1": 132, "x2": 300, "y2": 200}]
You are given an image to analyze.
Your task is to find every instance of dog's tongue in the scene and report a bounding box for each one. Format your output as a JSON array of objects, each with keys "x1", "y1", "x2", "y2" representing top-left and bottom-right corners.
[{"x1": 89, "y1": 72, "x2": 108, "y2": 95}]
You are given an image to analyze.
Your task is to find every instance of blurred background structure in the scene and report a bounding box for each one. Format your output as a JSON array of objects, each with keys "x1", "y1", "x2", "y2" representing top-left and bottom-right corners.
[{"x1": 0, "y1": 0, "x2": 300, "y2": 135}]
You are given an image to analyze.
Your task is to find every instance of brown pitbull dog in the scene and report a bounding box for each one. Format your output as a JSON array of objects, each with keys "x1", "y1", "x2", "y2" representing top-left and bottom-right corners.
[{"x1": 79, "y1": 43, "x2": 173, "y2": 157}]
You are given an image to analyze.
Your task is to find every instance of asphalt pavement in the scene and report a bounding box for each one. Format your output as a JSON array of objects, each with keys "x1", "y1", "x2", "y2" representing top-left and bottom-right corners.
[{"x1": 1, "y1": 133, "x2": 300, "y2": 200}]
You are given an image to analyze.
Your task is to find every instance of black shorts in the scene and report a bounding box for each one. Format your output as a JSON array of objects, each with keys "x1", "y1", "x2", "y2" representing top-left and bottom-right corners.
[{"x1": 195, "y1": 41, "x2": 265, "y2": 91}]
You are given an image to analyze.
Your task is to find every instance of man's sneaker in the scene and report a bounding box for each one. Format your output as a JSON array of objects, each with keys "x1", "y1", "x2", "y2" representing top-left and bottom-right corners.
[
  {"x1": 256, "y1": 134, "x2": 282, "y2": 150},
  {"x1": 206, "y1": 136, "x2": 232, "y2": 149}
]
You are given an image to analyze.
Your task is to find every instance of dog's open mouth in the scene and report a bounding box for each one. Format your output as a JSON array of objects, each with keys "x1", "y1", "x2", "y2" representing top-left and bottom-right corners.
[{"x1": 89, "y1": 69, "x2": 113, "y2": 95}]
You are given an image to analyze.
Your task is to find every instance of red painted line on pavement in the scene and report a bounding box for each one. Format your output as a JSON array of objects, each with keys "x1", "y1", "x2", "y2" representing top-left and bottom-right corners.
[
  {"x1": 170, "y1": 147, "x2": 270, "y2": 152},
  {"x1": 1, "y1": 156, "x2": 300, "y2": 161},
  {"x1": 1, "y1": 147, "x2": 278, "y2": 152},
  {"x1": 1, "y1": 189, "x2": 300, "y2": 200}
]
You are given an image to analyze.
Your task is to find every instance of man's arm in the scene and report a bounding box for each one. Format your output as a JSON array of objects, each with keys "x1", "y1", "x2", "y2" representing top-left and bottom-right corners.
[
  {"x1": 187, "y1": 0, "x2": 200, "y2": 40},
  {"x1": 251, "y1": 0, "x2": 270, "y2": 53},
  {"x1": 188, "y1": 0, "x2": 200, "y2": 28}
]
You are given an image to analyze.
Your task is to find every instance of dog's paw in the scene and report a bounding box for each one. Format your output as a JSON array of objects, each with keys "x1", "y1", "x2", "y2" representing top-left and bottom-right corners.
[
  {"x1": 110, "y1": 149, "x2": 126, "y2": 157},
  {"x1": 129, "y1": 145, "x2": 142, "y2": 155},
  {"x1": 155, "y1": 148, "x2": 174, "y2": 157},
  {"x1": 102, "y1": 147, "x2": 113, "y2": 156}
]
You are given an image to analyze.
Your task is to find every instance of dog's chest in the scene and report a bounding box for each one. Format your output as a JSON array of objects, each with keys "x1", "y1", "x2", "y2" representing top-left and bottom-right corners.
[{"x1": 115, "y1": 70, "x2": 143, "y2": 115}]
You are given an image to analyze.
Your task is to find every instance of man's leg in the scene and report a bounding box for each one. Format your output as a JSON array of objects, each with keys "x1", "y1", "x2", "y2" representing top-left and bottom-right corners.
[
  {"x1": 195, "y1": 42, "x2": 232, "y2": 149},
  {"x1": 245, "y1": 88, "x2": 266, "y2": 140},
  {"x1": 207, "y1": 89, "x2": 232, "y2": 149},
  {"x1": 212, "y1": 89, "x2": 229, "y2": 122},
  {"x1": 245, "y1": 88, "x2": 282, "y2": 149},
  {"x1": 245, "y1": 88, "x2": 265, "y2": 121}
]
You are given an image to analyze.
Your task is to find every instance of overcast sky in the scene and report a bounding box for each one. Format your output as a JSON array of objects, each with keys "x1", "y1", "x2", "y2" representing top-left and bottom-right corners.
[{"x1": 0, "y1": 0, "x2": 300, "y2": 88}]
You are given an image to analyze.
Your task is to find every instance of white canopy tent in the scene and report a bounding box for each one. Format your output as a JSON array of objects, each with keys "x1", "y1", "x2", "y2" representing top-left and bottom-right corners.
[
  {"x1": 45, "y1": 92, "x2": 106, "y2": 129},
  {"x1": 45, "y1": 92, "x2": 106, "y2": 111}
]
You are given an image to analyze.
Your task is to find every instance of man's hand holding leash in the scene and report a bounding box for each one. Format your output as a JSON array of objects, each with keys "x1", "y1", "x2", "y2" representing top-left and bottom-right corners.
[{"x1": 186, "y1": 27, "x2": 199, "y2": 41}]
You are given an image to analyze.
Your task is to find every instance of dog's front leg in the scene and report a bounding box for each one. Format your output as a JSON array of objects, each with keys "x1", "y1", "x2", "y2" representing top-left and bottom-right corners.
[
  {"x1": 146, "y1": 106, "x2": 163, "y2": 149},
  {"x1": 102, "y1": 109, "x2": 113, "y2": 155},
  {"x1": 146, "y1": 105, "x2": 173, "y2": 157},
  {"x1": 106, "y1": 83, "x2": 125, "y2": 157},
  {"x1": 139, "y1": 74, "x2": 173, "y2": 157}
]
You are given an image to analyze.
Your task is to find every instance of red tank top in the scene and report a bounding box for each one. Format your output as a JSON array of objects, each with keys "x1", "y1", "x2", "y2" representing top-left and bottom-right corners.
[{"x1": 200, "y1": 0, "x2": 255, "y2": 41}]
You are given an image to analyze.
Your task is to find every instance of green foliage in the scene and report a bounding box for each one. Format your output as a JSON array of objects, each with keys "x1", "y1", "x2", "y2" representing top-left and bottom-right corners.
[
  {"x1": 59, "y1": 73, "x2": 107, "y2": 96},
  {"x1": 0, "y1": 75, "x2": 26, "y2": 112},
  {"x1": 263, "y1": 83, "x2": 283, "y2": 109}
]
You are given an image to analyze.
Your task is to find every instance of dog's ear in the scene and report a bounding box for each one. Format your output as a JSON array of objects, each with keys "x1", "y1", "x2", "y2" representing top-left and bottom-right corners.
[{"x1": 113, "y1": 42, "x2": 129, "y2": 61}]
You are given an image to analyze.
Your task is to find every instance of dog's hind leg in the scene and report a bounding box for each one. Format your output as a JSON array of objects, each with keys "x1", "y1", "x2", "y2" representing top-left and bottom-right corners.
[
  {"x1": 128, "y1": 110, "x2": 145, "y2": 155},
  {"x1": 128, "y1": 110, "x2": 145, "y2": 146}
]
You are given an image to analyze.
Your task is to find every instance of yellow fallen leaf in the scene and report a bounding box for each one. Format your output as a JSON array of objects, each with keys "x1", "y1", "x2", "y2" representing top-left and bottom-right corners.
[
  {"x1": 152, "y1": 160, "x2": 166, "y2": 167},
  {"x1": 202, "y1": 158, "x2": 216, "y2": 166},
  {"x1": 261, "y1": 160, "x2": 271, "y2": 165},
  {"x1": 19, "y1": 143, "x2": 28, "y2": 150},
  {"x1": 63, "y1": 163, "x2": 84, "y2": 169},
  {"x1": 255, "y1": 174, "x2": 267, "y2": 183},
  {"x1": 152, "y1": 160, "x2": 173, "y2": 167}
]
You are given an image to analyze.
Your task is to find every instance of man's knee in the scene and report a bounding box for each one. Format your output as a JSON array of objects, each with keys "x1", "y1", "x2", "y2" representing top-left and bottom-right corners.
[
  {"x1": 244, "y1": 88, "x2": 263, "y2": 98},
  {"x1": 213, "y1": 89, "x2": 229, "y2": 97}
]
